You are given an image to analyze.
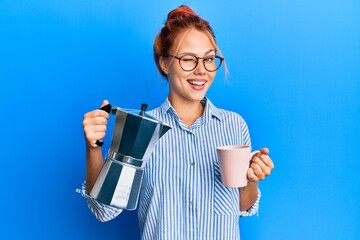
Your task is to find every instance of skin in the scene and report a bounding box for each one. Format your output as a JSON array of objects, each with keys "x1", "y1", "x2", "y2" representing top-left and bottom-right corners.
[
  {"x1": 82, "y1": 99, "x2": 110, "y2": 193},
  {"x1": 82, "y1": 28, "x2": 274, "y2": 211},
  {"x1": 159, "y1": 28, "x2": 274, "y2": 211},
  {"x1": 159, "y1": 29, "x2": 217, "y2": 126}
]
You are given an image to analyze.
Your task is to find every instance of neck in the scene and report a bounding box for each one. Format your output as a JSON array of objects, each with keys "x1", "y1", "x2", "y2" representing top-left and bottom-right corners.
[{"x1": 169, "y1": 97, "x2": 205, "y2": 127}]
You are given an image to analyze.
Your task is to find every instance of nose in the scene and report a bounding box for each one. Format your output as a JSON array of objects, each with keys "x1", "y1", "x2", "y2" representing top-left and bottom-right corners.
[{"x1": 194, "y1": 59, "x2": 206, "y2": 75}]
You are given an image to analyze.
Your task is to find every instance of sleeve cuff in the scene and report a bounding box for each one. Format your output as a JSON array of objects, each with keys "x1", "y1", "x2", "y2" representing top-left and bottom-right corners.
[
  {"x1": 76, "y1": 181, "x2": 123, "y2": 222},
  {"x1": 239, "y1": 188, "x2": 261, "y2": 217}
]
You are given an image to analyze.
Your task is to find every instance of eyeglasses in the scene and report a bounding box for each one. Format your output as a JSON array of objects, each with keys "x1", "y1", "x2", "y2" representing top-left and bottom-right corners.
[{"x1": 164, "y1": 53, "x2": 224, "y2": 72}]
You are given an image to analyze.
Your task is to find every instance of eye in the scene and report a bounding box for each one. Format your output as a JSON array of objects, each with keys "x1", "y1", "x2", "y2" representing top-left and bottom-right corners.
[
  {"x1": 181, "y1": 55, "x2": 197, "y2": 62},
  {"x1": 204, "y1": 56, "x2": 215, "y2": 63}
]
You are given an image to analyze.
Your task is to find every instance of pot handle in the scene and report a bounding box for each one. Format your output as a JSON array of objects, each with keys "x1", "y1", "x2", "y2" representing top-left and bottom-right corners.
[
  {"x1": 95, "y1": 104, "x2": 113, "y2": 147},
  {"x1": 95, "y1": 103, "x2": 148, "y2": 147},
  {"x1": 99, "y1": 104, "x2": 113, "y2": 114}
]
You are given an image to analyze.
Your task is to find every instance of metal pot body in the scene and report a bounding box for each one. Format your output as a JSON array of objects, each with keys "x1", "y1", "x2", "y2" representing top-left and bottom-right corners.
[
  {"x1": 110, "y1": 108, "x2": 165, "y2": 162},
  {"x1": 89, "y1": 104, "x2": 170, "y2": 210},
  {"x1": 90, "y1": 159, "x2": 144, "y2": 210}
]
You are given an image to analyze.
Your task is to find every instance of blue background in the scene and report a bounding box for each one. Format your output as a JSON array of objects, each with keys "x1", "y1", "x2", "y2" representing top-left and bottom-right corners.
[{"x1": 1, "y1": 1, "x2": 359, "y2": 239}]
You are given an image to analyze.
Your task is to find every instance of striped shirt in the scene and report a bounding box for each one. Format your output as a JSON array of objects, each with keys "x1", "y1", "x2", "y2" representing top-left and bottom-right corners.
[{"x1": 78, "y1": 97, "x2": 260, "y2": 239}]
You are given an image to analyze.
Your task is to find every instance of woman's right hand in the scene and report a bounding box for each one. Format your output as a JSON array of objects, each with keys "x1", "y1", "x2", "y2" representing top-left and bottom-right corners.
[{"x1": 82, "y1": 100, "x2": 110, "y2": 148}]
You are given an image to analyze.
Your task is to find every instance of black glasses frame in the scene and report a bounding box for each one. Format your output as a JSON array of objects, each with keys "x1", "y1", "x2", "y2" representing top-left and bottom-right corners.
[{"x1": 164, "y1": 53, "x2": 224, "y2": 72}]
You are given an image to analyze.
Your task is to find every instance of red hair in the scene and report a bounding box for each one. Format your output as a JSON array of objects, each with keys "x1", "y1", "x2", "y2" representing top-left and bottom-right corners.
[{"x1": 153, "y1": 5, "x2": 218, "y2": 78}]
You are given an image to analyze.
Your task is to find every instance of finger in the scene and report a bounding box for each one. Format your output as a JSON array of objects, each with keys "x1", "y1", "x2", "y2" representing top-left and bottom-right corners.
[
  {"x1": 84, "y1": 126, "x2": 107, "y2": 139},
  {"x1": 247, "y1": 168, "x2": 259, "y2": 182},
  {"x1": 258, "y1": 154, "x2": 275, "y2": 170},
  {"x1": 90, "y1": 139, "x2": 104, "y2": 148},
  {"x1": 251, "y1": 162, "x2": 265, "y2": 180},
  {"x1": 91, "y1": 132, "x2": 106, "y2": 141},
  {"x1": 83, "y1": 100, "x2": 111, "y2": 119},
  {"x1": 83, "y1": 123, "x2": 107, "y2": 140},
  {"x1": 84, "y1": 109, "x2": 110, "y2": 120},
  {"x1": 86, "y1": 132, "x2": 106, "y2": 147},
  {"x1": 90, "y1": 124, "x2": 107, "y2": 133},
  {"x1": 260, "y1": 147, "x2": 269, "y2": 155},
  {"x1": 83, "y1": 116, "x2": 108, "y2": 130},
  {"x1": 100, "y1": 99, "x2": 109, "y2": 108},
  {"x1": 85, "y1": 116, "x2": 108, "y2": 126},
  {"x1": 93, "y1": 116, "x2": 108, "y2": 125},
  {"x1": 252, "y1": 156, "x2": 272, "y2": 176},
  {"x1": 251, "y1": 149, "x2": 273, "y2": 169}
]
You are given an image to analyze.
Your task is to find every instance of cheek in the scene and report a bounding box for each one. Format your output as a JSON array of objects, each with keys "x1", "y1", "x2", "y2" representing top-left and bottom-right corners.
[
  {"x1": 168, "y1": 67, "x2": 189, "y2": 81},
  {"x1": 205, "y1": 73, "x2": 216, "y2": 85}
]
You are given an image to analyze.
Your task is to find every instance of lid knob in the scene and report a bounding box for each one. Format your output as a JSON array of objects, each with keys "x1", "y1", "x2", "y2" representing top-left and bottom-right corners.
[{"x1": 140, "y1": 103, "x2": 148, "y2": 116}]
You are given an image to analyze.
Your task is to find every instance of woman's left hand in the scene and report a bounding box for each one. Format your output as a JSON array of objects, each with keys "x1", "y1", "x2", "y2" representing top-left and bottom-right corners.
[{"x1": 247, "y1": 148, "x2": 274, "y2": 182}]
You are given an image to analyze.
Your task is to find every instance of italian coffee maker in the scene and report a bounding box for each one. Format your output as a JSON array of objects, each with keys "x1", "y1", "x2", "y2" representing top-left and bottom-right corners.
[{"x1": 90, "y1": 103, "x2": 171, "y2": 210}]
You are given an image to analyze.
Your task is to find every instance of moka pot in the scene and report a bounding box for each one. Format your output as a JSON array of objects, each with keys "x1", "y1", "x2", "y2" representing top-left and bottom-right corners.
[{"x1": 90, "y1": 103, "x2": 171, "y2": 210}]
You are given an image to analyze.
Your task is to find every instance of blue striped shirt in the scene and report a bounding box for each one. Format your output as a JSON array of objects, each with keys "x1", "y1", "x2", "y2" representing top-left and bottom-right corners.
[{"x1": 78, "y1": 97, "x2": 260, "y2": 239}]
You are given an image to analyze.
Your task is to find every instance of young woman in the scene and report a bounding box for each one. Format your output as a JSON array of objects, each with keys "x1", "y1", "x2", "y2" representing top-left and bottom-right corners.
[{"x1": 80, "y1": 5, "x2": 274, "y2": 240}]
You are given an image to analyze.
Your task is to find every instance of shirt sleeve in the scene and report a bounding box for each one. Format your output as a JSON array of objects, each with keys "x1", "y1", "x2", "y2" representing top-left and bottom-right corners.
[
  {"x1": 238, "y1": 114, "x2": 260, "y2": 216},
  {"x1": 240, "y1": 116, "x2": 251, "y2": 147},
  {"x1": 239, "y1": 188, "x2": 261, "y2": 217},
  {"x1": 76, "y1": 181, "x2": 123, "y2": 222}
]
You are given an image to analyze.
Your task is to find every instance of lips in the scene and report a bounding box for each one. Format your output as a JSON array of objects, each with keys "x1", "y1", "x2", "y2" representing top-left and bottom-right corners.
[{"x1": 187, "y1": 79, "x2": 207, "y2": 90}]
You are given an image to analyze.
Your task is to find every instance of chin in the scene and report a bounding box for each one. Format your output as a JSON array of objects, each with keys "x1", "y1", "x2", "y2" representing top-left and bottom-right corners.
[{"x1": 191, "y1": 94, "x2": 207, "y2": 102}]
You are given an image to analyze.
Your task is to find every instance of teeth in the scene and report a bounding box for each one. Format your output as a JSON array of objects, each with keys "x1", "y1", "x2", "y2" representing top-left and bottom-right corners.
[{"x1": 189, "y1": 81, "x2": 205, "y2": 86}]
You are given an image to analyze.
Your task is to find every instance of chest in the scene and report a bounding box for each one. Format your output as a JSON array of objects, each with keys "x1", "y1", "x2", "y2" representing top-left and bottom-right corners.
[{"x1": 144, "y1": 122, "x2": 243, "y2": 184}]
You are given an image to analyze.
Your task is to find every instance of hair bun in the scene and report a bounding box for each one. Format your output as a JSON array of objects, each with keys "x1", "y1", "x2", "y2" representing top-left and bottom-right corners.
[{"x1": 166, "y1": 5, "x2": 196, "y2": 22}]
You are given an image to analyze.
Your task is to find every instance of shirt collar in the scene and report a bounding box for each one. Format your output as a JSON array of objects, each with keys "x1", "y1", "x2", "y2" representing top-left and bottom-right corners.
[
  {"x1": 159, "y1": 97, "x2": 174, "y2": 116},
  {"x1": 159, "y1": 97, "x2": 222, "y2": 122},
  {"x1": 203, "y1": 98, "x2": 222, "y2": 122}
]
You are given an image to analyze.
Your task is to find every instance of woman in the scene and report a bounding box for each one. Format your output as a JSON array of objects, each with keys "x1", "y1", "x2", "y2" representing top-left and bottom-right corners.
[{"x1": 80, "y1": 5, "x2": 274, "y2": 239}]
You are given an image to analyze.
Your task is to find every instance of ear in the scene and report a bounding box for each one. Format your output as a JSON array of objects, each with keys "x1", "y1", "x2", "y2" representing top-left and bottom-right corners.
[{"x1": 159, "y1": 57, "x2": 169, "y2": 75}]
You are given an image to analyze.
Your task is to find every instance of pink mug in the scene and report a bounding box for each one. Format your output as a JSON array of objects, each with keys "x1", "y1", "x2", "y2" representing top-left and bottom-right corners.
[{"x1": 216, "y1": 145, "x2": 259, "y2": 188}]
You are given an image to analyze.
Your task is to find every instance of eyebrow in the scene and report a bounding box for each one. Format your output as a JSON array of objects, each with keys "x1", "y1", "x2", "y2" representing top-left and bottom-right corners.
[{"x1": 178, "y1": 49, "x2": 216, "y2": 56}]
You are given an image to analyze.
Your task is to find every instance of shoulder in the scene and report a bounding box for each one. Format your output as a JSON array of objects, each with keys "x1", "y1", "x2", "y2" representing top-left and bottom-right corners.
[
  {"x1": 147, "y1": 108, "x2": 160, "y2": 118},
  {"x1": 146, "y1": 98, "x2": 171, "y2": 120},
  {"x1": 206, "y1": 99, "x2": 246, "y2": 123},
  {"x1": 217, "y1": 107, "x2": 246, "y2": 123},
  {"x1": 147, "y1": 106, "x2": 166, "y2": 121},
  {"x1": 147, "y1": 107, "x2": 160, "y2": 115},
  {"x1": 214, "y1": 106, "x2": 250, "y2": 135}
]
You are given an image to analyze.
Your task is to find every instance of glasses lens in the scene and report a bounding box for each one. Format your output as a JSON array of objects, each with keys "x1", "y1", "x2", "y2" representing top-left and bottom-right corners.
[
  {"x1": 178, "y1": 55, "x2": 223, "y2": 71},
  {"x1": 204, "y1": 55, "x2": 222, "y2": 71},
  {"x1": 179, "y1": 55, "x2": 198, "y2": 71}
]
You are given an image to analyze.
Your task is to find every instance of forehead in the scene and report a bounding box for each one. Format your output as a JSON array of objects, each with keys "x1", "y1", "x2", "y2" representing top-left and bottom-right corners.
[{"x1": 171, "y1": 28, "x2": 216, "y2": 55}]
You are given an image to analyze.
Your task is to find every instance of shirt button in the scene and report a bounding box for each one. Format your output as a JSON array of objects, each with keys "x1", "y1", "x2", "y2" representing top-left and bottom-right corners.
[{"x1": 191, "y1": 162, "x2": 195, "y2": 166}]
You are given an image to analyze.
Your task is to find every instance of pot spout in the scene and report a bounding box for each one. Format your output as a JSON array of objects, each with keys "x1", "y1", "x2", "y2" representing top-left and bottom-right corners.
[{"x1": 159, "y1": 124, "x2": 171, "y2": 138}]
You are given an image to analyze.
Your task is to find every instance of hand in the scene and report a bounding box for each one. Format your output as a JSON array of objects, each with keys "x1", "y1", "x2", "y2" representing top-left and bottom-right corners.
[
  {"x1": 82, "y1": 100, "x2": 110, "y2": 148},
  {"x1": 247, "y1": 148, "x2": 274, "y2": 182}
]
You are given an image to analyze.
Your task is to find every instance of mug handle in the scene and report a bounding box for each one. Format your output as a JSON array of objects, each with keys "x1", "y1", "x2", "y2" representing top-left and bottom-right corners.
[
  {"x1": 250, "y1": 150, "x2": 260, "y2": 160},
  {"x1": 95, "y1": 104, "x2": 113, "y2": 147}
]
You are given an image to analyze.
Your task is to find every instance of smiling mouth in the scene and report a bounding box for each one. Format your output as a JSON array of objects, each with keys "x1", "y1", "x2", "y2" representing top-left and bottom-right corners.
[{"x1": 188, "y1": 80, "x2": 206, "y2": 86}]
